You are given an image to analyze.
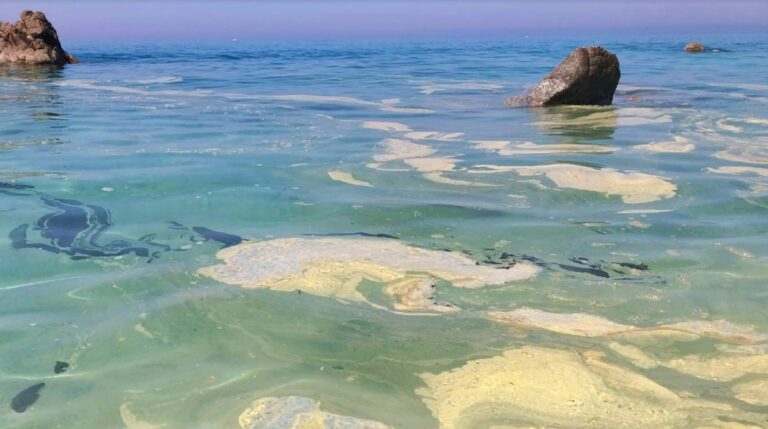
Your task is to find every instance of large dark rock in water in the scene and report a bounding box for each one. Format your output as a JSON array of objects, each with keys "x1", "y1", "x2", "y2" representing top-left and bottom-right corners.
[
  {"x1": 508, "y1": 46, "x2": 620, "y2": 107},
  {"x1": 0, "y1": 11, "x2": 77, "y2": 65}
]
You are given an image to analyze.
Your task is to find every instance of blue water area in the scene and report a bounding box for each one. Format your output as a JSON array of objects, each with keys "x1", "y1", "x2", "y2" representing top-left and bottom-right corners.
[{"x1": 1, "y1": 36, "x2": 767, "y2": 428}]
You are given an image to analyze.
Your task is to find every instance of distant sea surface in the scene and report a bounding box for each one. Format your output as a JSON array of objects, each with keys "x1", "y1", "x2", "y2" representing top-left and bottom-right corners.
[{"x1": 2, "y1": 36, "x2": 768, "y2": 428}]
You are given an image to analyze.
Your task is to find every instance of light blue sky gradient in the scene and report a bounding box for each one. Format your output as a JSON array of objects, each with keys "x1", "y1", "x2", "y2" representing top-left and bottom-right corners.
[{"x1": 2, "y1": 1, "x2": 766, "y2": 42}]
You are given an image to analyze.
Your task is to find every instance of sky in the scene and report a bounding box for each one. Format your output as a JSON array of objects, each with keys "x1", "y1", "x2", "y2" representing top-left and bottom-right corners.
[{"x1": 1, "y1": 1, "x2": 766, "y2": 43}]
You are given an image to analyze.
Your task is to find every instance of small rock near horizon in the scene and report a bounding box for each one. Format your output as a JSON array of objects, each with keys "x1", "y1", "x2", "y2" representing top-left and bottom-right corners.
[{"x1": 684, "y1": 42, "x2": 705, "y2": 53}]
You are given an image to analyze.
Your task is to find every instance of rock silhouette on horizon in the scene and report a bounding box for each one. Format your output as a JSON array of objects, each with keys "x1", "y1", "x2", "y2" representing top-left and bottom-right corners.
[
  {"x1": 507, "y1": 46, "x2": 620, "y2": 107},
  {"x1": 0, "y1": 10, "x2": 77, "y2": 65}
]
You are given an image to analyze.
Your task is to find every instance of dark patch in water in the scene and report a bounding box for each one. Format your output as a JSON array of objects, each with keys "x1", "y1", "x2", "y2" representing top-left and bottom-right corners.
[
  {"x1": 3, "y1": 182, "x2": 243, "y2": 261},
  {"x1": 166, "y1": 220, "x2": 187, "y2": 230},
  {"x1": 557, "y1": 263, "x2": 611, "y2": 278},
  {"x1": 472, "y1": 248, "x2": 655, "y2": 282},
  {"x1": 10, "y1": 196, "x2": 150, "y2": 259},
  {"x1": 11, "y1": 383, "x2": 44, "y2": 413},
  {"x1": 302, "y1": 232, "x2": 399, "y2": 240},
  {"x1": 0, "y1": 182, "x2": 35, "y2": 196},
  {"x1": 192, "y1": 226, "x2": 242, "y2": 248},
  {"x1": 54, "y1": 361, "x2": 69, "y2": 374},
  {"x1": 615, "y1": 261, "x2": 649, "y2": 271}
]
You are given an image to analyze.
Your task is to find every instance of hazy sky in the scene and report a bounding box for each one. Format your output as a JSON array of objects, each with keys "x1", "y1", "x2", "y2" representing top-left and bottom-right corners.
[{"x1": 1, "y1": 1, "x2": 766, "y2": 42}]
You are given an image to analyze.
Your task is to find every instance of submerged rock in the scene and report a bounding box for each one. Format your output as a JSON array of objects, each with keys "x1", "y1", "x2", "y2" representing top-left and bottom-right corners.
[
  {"x1": 11, "y1": 383, "x2": 45, "y2": 413},
  {"x1": 684, "y1": 42, "x2": 705, "y2": 53},
  {"x1": 53, "y1": 361, "x2": 69, "y2": 374},
  {"x1": 0, "y1": 11, "x2": 77, "y2": 65},
  {"x1": 507, "y1": 46, "x2": 620, "y2": 107}
]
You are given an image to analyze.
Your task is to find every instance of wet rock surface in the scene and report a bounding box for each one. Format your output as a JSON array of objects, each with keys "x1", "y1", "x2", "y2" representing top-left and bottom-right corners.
[
  {"x1": 0, "y1": 10, "x2": 77, "y2": 65},
  {"x1": 508, "y1": 46, "x2": 620, "y2": 107}
]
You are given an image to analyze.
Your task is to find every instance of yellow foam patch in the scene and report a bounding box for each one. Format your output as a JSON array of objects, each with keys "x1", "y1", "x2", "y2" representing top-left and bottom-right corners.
[
  {"x1": 733, "y1": 379, "x2": 768, "y2": 406},
  {"x1": 488, "y1": 308, "x2": 768, "y2": 344},
  {"x1": 384, "y1": 277, "x2": 460, "y2": 314},
  {"x1": 468, "y1": 163, "x2": 677, "y2": 204},
  {"x1": 328, "y1": 170, "x2": 373, "y2": 187},
  {"x1": 199, "y1": 238, "x2": 539, "y2": 310},
  {"x1": 417, "y1": 346, "x2": 759, "y2": 429}
]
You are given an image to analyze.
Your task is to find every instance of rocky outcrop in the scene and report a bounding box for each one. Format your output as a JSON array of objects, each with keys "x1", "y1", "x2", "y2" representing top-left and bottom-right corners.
[
  {"x1": 507, "y1": 46, "x2": 620, "y2": 107},
  {"x1": 0, "y1": 11, "x2": 77, "y2": 65},
  {"x1": 684, "y1": 42, "x2": 705, "y2": 53}
]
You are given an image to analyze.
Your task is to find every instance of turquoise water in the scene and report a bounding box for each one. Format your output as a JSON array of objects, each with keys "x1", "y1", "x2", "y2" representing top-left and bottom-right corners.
[{"x1": 1, "y1": 36, "x2": 768, "y2": 428}]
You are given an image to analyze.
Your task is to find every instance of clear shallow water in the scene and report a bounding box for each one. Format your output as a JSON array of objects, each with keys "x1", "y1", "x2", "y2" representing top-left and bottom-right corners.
[{"x1": 1, "y1": 36, "x2": 767, "y2": 428}]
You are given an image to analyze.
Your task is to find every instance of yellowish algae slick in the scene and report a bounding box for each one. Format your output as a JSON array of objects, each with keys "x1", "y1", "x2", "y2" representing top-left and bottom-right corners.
[
  {"x1": 198, "y1": 237, "x2": 539, "y2": 308},
  {"x1": 416, "y1": 346, "x2": 764, "y2": 429},
  {"x1": 488, "y1": 307, "x2": 634, "y2": 337},
  {"x1": 742, "y1": 117, "x2": 768, "y2": 126},
  {"x1": 532, "y1": 107, "x2": 673, "y2": 129},
  {"x1": 706, "y1": 166, "x2": 768, "y2": 202},
  {"x1": 328, "y1": 170, "x2": 373, "y2": 187},
  {"x1": 608, "y1": 341, "x2": 768, "y2": 382},
  {"x1": 471, "y1": 140, "x2": 617, "y2": 155},
  {"x1": 239, "y1": 396, "x2": 390, "y2": 429},
  {"x1": 404, "y1": 157, "x2": 495, "y2": 187},
  {"x1": 384, "y1": 277, "x2": 460, "y2": 313},
  {"x1": 608, "y1": 342, "x2": 659, "y2": 369},
  {"x1": 487, "y1": 308, "x2": 768, "y2": 390},
  {"x1": 468, "y1": 163, "x2": 677, "y2": 204},
  {"x1": 663, "y1": 353, "x2": 768, "y2": 381},
  {"x1": 120, "y1": 403, "x2": 160, "y2": 429},
  {"x1": 615, "y1": 107, "x2": 674, "y2": 126},
  {"x1": 360, "y1": 121, "x2": 412, "y2": 132},
  {"x1": 403, "y1": 131, "x2": 464, "y2": 141},
  {"x1": 635, "y1": 135, "x2": 695, "y2": 153},
  {"x1": 488, "y1": 307, "x2": 768, "y2": 343},
  {"x1": 371, "y1": 139, "x2": 495, "y2": 187},
  {"x1": 421, "y1": 171, "x2": 496, "y2": 187},
  {"x1": 403, "y1": 157, "x2": 457, "y2": 172},
  {"x1": 714, "y1": 138, "x2": 768, "y2": 165},
  {"x1": 707, "y1": 166, "x2": 768, "y2": 177},
  {"x1": 733, "y1": 379, "x2": 768, "y2": 406},
  {"x1": 372, "y1": 138, "x2": 436, "y2": 162}
]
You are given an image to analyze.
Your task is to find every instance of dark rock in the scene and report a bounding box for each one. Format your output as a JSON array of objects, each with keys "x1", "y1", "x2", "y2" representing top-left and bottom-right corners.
[
  {"x1": 507, "y1": 46, "x2": 620, "y2": 107},
  {"x1": 0, "y1": 11, "x2": 77, "y2": 65},
  {"x1": 54, "y1": 361, "x2": 70, "y2": 374},
  {"x1": 11, "y1": 383, "x2": 45, "y2": 413},
  {"x1": 684, "y1": 42, "x2": 705, "y2": 53},
  {"x1": 192, "y1": 226, "x2": 243, "y2": 248}
]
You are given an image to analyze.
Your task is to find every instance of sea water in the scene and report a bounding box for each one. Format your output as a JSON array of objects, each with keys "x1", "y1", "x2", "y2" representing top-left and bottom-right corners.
[{"x1": 1, "y1": 36, "x2": 767, "y2": 428}]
